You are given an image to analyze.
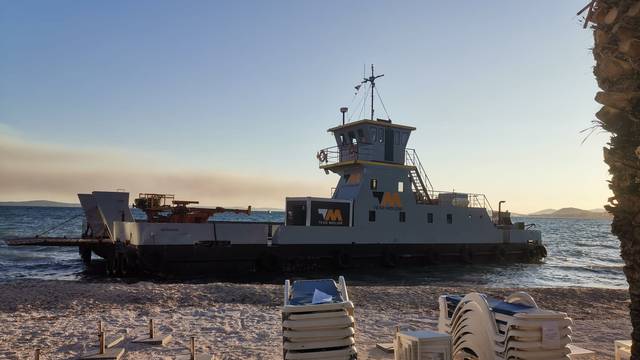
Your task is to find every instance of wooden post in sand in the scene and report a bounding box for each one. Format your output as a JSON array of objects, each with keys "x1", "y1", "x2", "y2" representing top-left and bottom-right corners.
[
  {"x1": 132, "y1": 318, "x2": 171, "y2": 346},
  {"x1": 175, "y1": 336, "x2": 214, "y2": 360},
  {"x1": 99, "y1": 331, "x2": 106, "y2": 355},
  {"x1": 34, "y1": 348, "x2": 40, "y2": 360},
  {"x1": 79, "y1": 328, "x2": 125, "y2": 359}
]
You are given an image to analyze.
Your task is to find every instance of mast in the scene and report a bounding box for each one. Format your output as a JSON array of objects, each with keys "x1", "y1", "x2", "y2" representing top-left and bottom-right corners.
[{"x1": 362, "y1": 64, "x2": 384, "y2": 121}]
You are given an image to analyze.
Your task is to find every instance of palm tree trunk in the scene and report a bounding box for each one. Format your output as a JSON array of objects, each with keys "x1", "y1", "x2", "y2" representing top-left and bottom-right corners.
[{"x1": 589, "y1": 0, "x2": 640, "y2": 358}]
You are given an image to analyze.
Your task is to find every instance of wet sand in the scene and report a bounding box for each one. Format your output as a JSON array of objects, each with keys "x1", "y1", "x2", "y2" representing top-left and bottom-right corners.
[{"x1": 0, "y1": 280, "x2": 630, "y2": 359}]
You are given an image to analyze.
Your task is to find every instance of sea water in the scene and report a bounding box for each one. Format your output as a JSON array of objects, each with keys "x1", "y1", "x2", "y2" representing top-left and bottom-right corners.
[{"x1": 0, "y1": 206, "x2": 627, "y2": 288}]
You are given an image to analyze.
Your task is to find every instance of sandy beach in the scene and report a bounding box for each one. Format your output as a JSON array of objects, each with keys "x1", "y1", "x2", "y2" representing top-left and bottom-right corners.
[{"x1": 0, "y1": 280, "x2": 630, "y2": 359}]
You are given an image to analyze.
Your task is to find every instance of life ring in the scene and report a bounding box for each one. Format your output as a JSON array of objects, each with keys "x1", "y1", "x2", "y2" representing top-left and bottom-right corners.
[{"x1": 316, "y1": 150, "x2": 328, "y2": 163}]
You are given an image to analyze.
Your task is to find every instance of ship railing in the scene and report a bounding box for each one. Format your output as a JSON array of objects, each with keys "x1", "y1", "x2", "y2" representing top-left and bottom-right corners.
[
  {"x1": 429, "y1": 190, "x2": 494, "y2": 215},
  {"x1": 404, "y1": 148, "x2": 435, "y2": 199},
  {"x1": 317, "y1": 144, "x2": 376, "y2": 167}
]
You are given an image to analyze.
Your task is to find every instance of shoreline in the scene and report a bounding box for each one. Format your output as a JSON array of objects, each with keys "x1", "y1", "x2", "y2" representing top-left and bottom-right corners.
[{"x1": 0, "y1": 279, "x2": 630, "y2": 359}]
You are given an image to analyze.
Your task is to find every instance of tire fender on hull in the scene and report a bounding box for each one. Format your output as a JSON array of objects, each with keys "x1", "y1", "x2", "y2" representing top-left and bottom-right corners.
[
  {"x1": 496, "y1": 245, "x2": 508, "y2": 263},
  {"x1": 336, "y1": 251, "x2": 352, "y2": 269},
  {"x1": 460, "y1": 245, "x2": 474, "y2": 264}
]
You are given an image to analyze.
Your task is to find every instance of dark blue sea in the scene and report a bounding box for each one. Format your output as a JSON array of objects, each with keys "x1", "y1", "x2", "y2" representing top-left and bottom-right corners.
[{"x1": 0, "y1": 206, "x2": 627, "y2": 288}]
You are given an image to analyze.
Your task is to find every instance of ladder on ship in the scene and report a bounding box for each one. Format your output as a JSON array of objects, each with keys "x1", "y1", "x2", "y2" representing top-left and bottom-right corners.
[{"x1": 405, "y1": 149, "x2": 434, "y2": 204}]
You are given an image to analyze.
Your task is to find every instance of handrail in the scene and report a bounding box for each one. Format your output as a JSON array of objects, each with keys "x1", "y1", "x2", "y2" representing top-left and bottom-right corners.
[
  {"x1": 404, "y1": 148, "x2": 435, "y2": 198},
  {"x1": 316, "y1": 143, "x2": 376, "y2": 166},
  {"x1": 317, "y1": 145, "x2": 494, "y2": 216},
  {"x1": 429, "y1": 190, "x2": 494, "y2": 215}
]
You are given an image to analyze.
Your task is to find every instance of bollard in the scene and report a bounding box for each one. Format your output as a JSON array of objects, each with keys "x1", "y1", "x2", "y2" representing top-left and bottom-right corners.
[
  {"x1": 149, "y1": 319, "x2": 154, "y2": 339},
  {"x1": 190, "y1": 337, "x2": 195, "y2": 360},
  {"x1": 99, "y1": 331, "x2": 105, "y2": 355}
]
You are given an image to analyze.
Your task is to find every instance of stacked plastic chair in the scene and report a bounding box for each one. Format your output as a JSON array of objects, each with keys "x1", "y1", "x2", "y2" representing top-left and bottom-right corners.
[
  {"x1": 282, "y1": 276, "x2": 357, "y2": 360},
  {"x1": 394, "y1": 330, "x2": 451, "y2": 360},
  {"x1": 437, "y1": 292, "x2": 573, "y2": 360}
]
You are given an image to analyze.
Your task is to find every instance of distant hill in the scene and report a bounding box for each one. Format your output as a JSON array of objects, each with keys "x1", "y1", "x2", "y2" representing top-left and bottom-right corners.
[
  {"x1": 527, "y1": 207, "x2": 611, "y2": 219},
  {"x1": 0, "y1": 200, "x2": 80, "y2": 207},
  {"x1": 528, "y1": 208, "x2": 557, "y2": 216}
]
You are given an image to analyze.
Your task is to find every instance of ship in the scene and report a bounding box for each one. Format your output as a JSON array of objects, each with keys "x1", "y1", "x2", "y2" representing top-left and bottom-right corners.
[{"x1": 6, "y1": 67, "x2": 546, "y2": 276}]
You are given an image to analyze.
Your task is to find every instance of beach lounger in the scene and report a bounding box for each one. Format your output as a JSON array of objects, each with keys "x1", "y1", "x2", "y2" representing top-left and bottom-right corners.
[
  {"x1": 284, "y1": 327, "x2": 355, "y2": 342},
  {"x1": 439, "y1": 291, "x2": 573, "y2": 360},
  {"x1": 284, "y1": 346, "x2": 357, "y2": 360},
  {"x1": 282, "y1": 276, "x2": 357, "y2": 360},
  {"x1": 615, "y1": 340, "x2": 631, "y2": 360},
  {"x1": 282, "y1": 316, "x2": 355, "y2": 330},
  {"x1": 283, "y1": 337, "x2": 355, "y2": 351}
]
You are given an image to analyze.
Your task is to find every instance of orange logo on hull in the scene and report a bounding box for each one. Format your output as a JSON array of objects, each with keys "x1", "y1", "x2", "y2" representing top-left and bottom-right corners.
[
  {"x1": 324, "y1": 209, "x2": 343, "y2": 222},
  {"x1": 373, "y1": 191, "x2": 403, "y2": 209}
]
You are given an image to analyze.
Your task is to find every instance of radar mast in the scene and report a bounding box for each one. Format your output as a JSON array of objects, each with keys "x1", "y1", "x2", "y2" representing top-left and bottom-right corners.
[{"x1": 361, "y1": 64, "x2": 384, "y2": 121}]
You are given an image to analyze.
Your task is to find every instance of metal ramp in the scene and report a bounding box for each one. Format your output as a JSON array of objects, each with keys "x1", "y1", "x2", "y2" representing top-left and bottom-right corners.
[{"x1": 405, "y1": 149, "x2": 434, "y2": 204}]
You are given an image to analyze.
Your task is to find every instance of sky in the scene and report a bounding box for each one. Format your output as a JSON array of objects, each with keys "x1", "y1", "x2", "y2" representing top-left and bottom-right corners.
[{"x1": 0, "y1": 1, "x2": 609, "y2": 213}]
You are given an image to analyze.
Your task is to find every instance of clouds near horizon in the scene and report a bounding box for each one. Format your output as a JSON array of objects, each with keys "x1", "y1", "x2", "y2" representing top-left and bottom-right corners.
[{"x1": 0, "y1": 128, "x2": 330, "y2": 207}]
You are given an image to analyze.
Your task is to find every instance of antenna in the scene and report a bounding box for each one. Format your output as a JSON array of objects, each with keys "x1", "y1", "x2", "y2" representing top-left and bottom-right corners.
[{"x1": 361, "y1": 64, "x2": 384, "y2": 121}]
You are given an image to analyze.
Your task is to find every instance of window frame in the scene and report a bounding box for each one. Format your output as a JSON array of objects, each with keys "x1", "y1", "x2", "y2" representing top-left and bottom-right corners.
[{"x1": 369, "y1": 127, "x2": 377, "y2": 143}]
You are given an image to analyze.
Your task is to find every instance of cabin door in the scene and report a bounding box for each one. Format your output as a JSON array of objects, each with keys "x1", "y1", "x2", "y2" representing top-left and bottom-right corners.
[{"x1": 384, "y1": 128, "x2": 394, "y2": 161}]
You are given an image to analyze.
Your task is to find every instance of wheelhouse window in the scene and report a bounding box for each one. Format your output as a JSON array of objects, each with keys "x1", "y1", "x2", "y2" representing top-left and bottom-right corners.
[
  {"x1": 348, "y1": 131, "x2": 357, "y2": 144},
  {"x1": 399, "y1": 212, "x2": 406, "y2": 222},
  {"x1": 369, "y1": 210, "x2": 376, "y2": 222},
  {"x1": 286, "y1": 201, "x2": 307, "y2": 226},
  {"x1": 377, "y1": 128, "x2": 384, "y2": 143},
  {"x1": 447, "y1": 214, "x2": 453, "y2": 224},
  {"x1": 369, "y1": 127, "x2": 377, "y2": 142},
  {"x1": 357, "y1": 129, "x2": 366, "y2": 143},
  {"x1": 427, "y1": 213, "x2": 433, "y2": 223},
  {"x1": 370, "y1": 179, "x2": 377, "y2": 190}
]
